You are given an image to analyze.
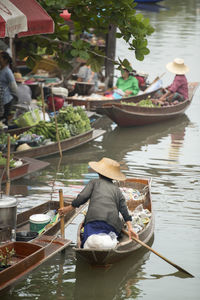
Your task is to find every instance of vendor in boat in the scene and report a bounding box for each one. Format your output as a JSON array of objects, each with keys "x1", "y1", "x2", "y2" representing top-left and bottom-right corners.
[
  {"x1": 14, "y1": 72, "x2": 32, "y2": 116},
  {"x1": 113, "y1": 67, "x2": 140, "y2": 97},
  {"x1": 59, "y1": 157, "x2": 138, "y2": 247},
  {"x1": 0, "y1": 51, "x2": 18, "y2": 125},
  {"x1": 154, "y1": 58, "x2": 189, "y2": 104},
  {"x1": 68, "y1": 60, "x2": 98, "y2": 96}
]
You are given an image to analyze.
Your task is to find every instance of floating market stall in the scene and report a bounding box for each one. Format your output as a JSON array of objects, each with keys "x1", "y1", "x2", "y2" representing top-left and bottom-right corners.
[{"x1": 1, "y1": 106, "x2": 105, "y2": 158}]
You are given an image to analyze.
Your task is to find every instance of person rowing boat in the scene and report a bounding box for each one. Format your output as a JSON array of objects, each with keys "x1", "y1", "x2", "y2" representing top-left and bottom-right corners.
[{"x1": 58, "y1": 157, "x2": 138, "y2": 247}]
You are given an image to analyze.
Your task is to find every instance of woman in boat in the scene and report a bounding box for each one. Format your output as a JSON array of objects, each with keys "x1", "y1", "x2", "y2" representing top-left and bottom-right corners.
[
  {"x1": 0, "y1": 51, "x2": 18, "y2": 125},
  {"x1": 59, "y1": 157, "x2": 138, "y2": 247},
  {"x1": 155, "y1": 58, "x2": 189, "y2": 103},
  {"x1": 114, "y1": 67, "x2": 140, "y2": 97}
]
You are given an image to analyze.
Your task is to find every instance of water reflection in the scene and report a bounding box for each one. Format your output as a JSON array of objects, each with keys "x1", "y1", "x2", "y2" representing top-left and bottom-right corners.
[
  {"x1": 74, "y1": 247, "x2": 151, "y2": 300},
  {"x1": 102, "y1": 115, "x2": 191, "y2": 162}
]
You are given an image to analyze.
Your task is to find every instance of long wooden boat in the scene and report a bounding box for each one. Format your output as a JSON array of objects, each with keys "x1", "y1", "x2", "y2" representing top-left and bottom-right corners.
[
  {"x1": 10, "y1": 129, "x2": 105, "y2": 159},
  {"x1": 0, "y1": 157, "x2": 49, "y2": 184},
  {"x1": 99, "y1": 82, "x2": 199, "y2": 127},
  {"x1": 66, "y1": 88, "x2": 161, "y2": 112},
  {"x1": 74, "y1": 177, "x2": 154, "y2": 266},
  {"x1": 0, "y1": 237, "x2": 71, "y2": 294},
  {"x1": 0, "y1": 199, "x2": 82, "y2": 243}
]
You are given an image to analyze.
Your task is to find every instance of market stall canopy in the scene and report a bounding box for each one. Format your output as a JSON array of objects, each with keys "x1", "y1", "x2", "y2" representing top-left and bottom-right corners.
[{"x1": 0, "y1": 0, "x2": 54, "y2": 38}]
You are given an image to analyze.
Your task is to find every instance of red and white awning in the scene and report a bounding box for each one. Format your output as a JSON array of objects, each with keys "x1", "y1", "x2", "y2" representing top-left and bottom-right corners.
[{"x1": 0, "y1": 0, "x2": 54, "y2": 38}]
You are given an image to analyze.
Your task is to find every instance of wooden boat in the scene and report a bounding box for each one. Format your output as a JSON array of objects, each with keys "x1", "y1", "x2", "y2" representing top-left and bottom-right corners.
[
  {"x1": 74, "y1": 177, "x2": 154, "y2": 266},
  {"x1": 0, "y1": 157, "x2": 49, "y2": 184},
  {"x1": 0, "y1": 199, "x2": 85, "y2": 244},
  {"x1": 10, "y1": 129, "x2": 105, "y2": 159},
  {"x1": 0, "y1": 200, "x2": 88, "y2": 293},
  {"x1": 99, "y1": 82, "x2": 199, "y2": 127},
  {"x1": 66, "y1": 88, "x2": 160, "y2": 112},
  {"x1": 0, "y1": 237, "x2": 71, "y2": 293}
]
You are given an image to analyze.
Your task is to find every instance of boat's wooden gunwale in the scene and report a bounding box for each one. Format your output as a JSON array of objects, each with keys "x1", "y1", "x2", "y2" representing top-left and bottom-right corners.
[{"x1": 66, "y1": 88, "x2": 161, "y2": 111}]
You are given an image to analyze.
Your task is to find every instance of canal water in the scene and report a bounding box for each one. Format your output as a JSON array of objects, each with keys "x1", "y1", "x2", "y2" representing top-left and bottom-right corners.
[{"x1": 3, "y1": 0, "x2": 200, "y2": 299}]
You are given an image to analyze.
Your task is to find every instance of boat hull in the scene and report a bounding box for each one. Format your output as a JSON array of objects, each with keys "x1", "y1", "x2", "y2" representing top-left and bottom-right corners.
[
  {"x1": 0, "y1": 157, "x2": 49, "y2": 184},
  {"x1": 0, "y1": 237, "x2": 71, "y2": 293},
  {"x1": 11, "y1": 129, "x2": 105, "y2": 159}
]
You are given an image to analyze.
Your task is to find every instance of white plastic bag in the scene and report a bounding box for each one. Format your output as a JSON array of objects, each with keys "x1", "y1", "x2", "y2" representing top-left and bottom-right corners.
[{"x1": 84, "y1": 232, "x2": 118, "y2": 250}]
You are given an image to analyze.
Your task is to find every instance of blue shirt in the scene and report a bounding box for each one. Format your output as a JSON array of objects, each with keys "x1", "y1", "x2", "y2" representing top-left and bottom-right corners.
[{"x1": 0, "y1": 66, "x2": 16, "y2": 105}]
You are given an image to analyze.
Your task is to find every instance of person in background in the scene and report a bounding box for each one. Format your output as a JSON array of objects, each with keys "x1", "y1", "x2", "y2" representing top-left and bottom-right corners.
[
  {"x1": 0, "y1": 51, "x2": 18, "y2": 124},
  {"x1": 114, "y1": 67, "x2": 139, "y2": 97},
  {"x1": 59, "y1": 157, "x2": 138, "y2": 248},
  {"x1": 154, "y1": 58, "x2": 189, "y2": 103},
  {"x1": 14, "y1": 72, "x2": 32, "y2": 109},
  {"x1": 76, "y1": 62, "x2": 98, "y2": 91}
]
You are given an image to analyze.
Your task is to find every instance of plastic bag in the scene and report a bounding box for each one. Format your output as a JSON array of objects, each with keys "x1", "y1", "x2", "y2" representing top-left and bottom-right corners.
[
  {"x1": 84, "y1": 232, "x2": 118, "y2": 250},
  {"x1": 14, "y1": 108, "x2": 40, "y2": 127}
]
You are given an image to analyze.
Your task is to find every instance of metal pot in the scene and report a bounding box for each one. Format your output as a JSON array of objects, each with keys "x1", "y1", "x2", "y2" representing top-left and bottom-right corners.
[{"x1": 0, "y1": 195, "x2": 18, "y2": 230}]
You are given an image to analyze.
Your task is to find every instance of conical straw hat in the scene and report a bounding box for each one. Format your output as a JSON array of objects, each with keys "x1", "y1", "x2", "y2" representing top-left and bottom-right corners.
[
  {"x1": 166, "y1": 58, "x2": 189, "y2": 75},
  {"x1": 89, "y1": 157, "x2": 126, "y2": 181}
]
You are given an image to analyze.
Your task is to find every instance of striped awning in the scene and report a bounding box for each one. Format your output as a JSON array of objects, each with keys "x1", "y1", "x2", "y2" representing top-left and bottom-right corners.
[{"x1": 0, "y1": 0, "x2": 54, "y2": 38}]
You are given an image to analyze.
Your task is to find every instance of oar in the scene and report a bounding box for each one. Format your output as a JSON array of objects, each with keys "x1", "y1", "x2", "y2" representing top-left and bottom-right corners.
[
  {"x1": 59, "y1": 189, "x2": 65, "y2": 238},
  {"x1": 122, "y1": 229, "x2": 194, "y2": 277}
]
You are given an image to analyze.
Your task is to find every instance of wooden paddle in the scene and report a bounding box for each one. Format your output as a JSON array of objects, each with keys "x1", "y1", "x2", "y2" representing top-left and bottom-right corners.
[
  {"x1": 40, "y1": 83, "x2": 46, "y2": 121},
  {"x1": 5, "y1": 134, "x2": 11, "y2": 195},
  {"x1": 122, "y1": 229, "x2": 194, "y2": 277},
  {"x1": 59, "y1": 189, "x2": 65, "y2": 238}
]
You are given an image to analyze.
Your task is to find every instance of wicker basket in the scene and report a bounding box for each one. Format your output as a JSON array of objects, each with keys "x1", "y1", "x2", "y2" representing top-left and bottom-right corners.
[
  {"x1": 32, "y1": 58, "x2": 61, "y2": 76},
  {"x1": 75, "y1": 82, "x2": 94, "y2": 95},
  {"x1": 126, "y1": 198, "x2": 145, "y2": 212}
]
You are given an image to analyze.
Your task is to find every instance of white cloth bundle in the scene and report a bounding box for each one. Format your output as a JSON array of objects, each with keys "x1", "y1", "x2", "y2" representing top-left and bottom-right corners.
[{"x1": 84, "y1": 232, "x2": 118, "y2": 250}]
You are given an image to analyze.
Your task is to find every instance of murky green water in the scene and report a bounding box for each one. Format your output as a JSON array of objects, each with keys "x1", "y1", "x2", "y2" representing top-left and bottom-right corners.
[{"x1": 2, "y1": 0, "x2": 200, "y2": 299}]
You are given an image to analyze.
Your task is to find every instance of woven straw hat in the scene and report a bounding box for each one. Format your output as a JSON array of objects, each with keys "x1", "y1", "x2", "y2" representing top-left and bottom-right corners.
[
  {"x1": 14, "y1": 72, "x2": 24, "y2": 83},
  {"x1": 89, "y1": 157, "x2": 126, "y2": 181},
  {"x1": 166, "y1": 58, "x2": 189, "y2": 75}
]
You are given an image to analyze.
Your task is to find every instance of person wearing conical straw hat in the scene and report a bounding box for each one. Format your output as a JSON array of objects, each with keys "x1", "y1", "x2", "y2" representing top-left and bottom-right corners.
[
  {"x1": 59, "y1": 157, "x2": 138, "y2": 247},
  {"x1": 157, "y1": 58, "x2": 189, "y2": 103},
  {"x1": 14, "y1": 72, "x2": 32, "y2": 106}
]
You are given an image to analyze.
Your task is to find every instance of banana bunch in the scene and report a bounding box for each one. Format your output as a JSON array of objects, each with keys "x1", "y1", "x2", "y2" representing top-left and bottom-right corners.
[
  {"x1": 57, "y1": 105, "x2": 91, "y2": 136},
  {"x1": 27, "y1": 121, "x2": 71, "y2": 141}
]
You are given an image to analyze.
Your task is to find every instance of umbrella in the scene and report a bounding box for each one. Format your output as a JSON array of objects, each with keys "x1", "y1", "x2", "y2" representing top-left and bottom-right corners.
[{"x1": 0, "y1": 0, "x2": 54, "y2": 38}]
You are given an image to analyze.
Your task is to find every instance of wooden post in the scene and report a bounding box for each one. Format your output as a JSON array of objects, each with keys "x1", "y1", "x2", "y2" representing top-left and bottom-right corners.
[
  {"x1": 51, "y1": 87, "x2": 62, "y2": 158},
  {"x1": 40, "y1": 83, "x2": 46, "y2": 121},
  {"x1": 105, "y1": 24, "x2": 117, "y2": 88},
  {"x1": 59, "y1": 189, "x2": 65, "y2": 238},
  {"x1": 5, "y1": 134, "x2": 11, "y2": 195}
]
